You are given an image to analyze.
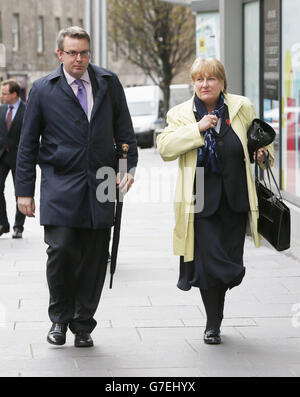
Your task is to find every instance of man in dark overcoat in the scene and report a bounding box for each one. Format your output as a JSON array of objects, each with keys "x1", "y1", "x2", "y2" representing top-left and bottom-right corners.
[
  {"x1": 0, "y1": 80, "x2": 26, "y2": 238},
  {"x1": 15, "y1": 26, "x2": 138, "y2": 347}
]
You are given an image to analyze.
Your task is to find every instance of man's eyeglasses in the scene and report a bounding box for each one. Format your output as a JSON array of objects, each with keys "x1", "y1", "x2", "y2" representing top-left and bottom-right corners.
[{"x1": 62, "y1": 50, "x2": 91, "y2": 58}]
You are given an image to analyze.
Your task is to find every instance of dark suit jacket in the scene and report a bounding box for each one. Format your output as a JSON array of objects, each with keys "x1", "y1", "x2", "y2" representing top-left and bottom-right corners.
[
  {"x1": 0, "y1": 101, "x2": 26, "y2": 168},
  {"x1": 15, "y1": 63, "x2": 138, "y2": 229}
]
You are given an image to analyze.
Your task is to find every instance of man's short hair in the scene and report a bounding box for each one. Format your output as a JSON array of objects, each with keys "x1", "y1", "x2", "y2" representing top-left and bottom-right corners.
[
  {"x1": 1, "y1": 79, "x2": 21, "y2": 97},
  {"x1": 57, "y1": 26, "x2": 91, "y2": 51}
]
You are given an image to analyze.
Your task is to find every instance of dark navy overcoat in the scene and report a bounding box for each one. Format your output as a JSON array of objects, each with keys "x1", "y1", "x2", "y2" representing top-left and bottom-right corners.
[{"x1": 15, "y1": 63, "x2": 138, "y2": 229}]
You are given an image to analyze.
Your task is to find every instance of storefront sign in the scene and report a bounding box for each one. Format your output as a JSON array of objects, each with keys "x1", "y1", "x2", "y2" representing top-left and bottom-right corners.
[
  {"x1": 196, "y1": 12, "x2": 220, "y2": 59},
  {"x1": 263, "y1": 0, "x2": 280, "y2": 99}
]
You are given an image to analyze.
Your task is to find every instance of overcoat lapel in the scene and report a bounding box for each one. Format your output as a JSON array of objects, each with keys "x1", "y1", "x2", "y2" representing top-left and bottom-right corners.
[
  {"x1": 57, "y1": 73, "x2": 79, "y2": 105},
  {"x1": 88, "y1": 64, "x2": 113, "y2": 122},
  {"x1": 90, "y1": 71, "x2": 108, "y2": 122},
  {"x1": 48, "y1": 65, "x2": 79, "y2": 107},
  {"x1": 225, "y1": 93, "x2": 243, "y2": 123},
  {"x1": 225, "y1": 93, "x2": 248, "y2": 150}
]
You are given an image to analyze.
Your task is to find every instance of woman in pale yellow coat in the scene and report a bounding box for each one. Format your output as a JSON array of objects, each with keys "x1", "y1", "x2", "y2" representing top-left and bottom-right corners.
[{"x1": 157, "y1": 58, "x2": 274, "y2": 345}]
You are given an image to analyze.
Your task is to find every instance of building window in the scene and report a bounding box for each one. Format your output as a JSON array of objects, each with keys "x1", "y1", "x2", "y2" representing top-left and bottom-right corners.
[
  {"x1": 37, "y1": 16, "x2": 45, "y2": 53},
  {"x1": 78, "y1": 18, "x2": 84, "y2": 28},
  {"x1": 67, "y1": 18, "x2": 73, "y2": 27},
  {"x1": 55, "y1": 17, "x2": 61, "y2": 51},
  {"x1": 12, "y1": 14, "x2": 20, "y2": 51}
]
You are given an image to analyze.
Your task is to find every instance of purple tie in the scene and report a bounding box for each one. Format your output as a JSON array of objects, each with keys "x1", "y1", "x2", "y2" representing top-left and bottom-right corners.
[{"x1": 75, "y1": 79, "x2": 88, "y2": 116}]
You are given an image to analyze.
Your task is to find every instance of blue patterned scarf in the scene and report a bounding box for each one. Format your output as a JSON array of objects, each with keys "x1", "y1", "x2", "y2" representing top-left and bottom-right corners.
[{"x1": 195, "y1": 93, "x2": 225, "y2": 174}]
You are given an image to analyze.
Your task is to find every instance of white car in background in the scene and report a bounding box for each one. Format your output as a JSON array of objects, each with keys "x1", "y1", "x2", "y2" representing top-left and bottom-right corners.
[{"x1": 125, "y1": 84, "x2": 193, "y2": 148}]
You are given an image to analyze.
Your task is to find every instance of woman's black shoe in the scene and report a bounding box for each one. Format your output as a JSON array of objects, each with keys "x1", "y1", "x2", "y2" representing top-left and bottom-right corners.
[
  {"x1": 203, "y1": 329, "x2": 221, "y2": 345},
  {"x1": 47, "y1": 323, "x2": 68, "y2": 345}
]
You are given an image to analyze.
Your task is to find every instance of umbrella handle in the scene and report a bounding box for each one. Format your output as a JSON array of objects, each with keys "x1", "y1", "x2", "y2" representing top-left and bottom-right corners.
[{"x1": 109, "y1": 144, "x2": 129, "y2": 289}]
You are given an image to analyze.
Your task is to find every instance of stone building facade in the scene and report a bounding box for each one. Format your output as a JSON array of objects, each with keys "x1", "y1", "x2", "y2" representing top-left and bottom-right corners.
[{"x1": 0, "y1": 0, "x2": 85, "y2": 99}]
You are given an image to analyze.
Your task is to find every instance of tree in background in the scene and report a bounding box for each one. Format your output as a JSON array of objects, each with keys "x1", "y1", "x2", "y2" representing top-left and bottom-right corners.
[{"x1": 108, "y1": 0, "x2": 195, "y2": 114}]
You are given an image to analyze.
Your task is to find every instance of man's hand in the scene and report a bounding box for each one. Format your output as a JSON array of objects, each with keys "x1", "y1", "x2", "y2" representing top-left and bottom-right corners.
[
  {"x1": 116, "y1": 172, "x2": 134, "y2": 195},
  {"x1": 18, "y1": 197, "x2": 35, "y2": 217}
]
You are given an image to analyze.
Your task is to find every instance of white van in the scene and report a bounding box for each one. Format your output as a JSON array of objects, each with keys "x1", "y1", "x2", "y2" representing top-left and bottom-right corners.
[
  {"x1": 124, "y1": 84, "x2": 193, "y2": 148},
  {"x1": 124, "y1": 85, "x2": 164, "y2": 148},
  {"x1": 170, "y1": 84, "x2": 194, "y2": 108}
]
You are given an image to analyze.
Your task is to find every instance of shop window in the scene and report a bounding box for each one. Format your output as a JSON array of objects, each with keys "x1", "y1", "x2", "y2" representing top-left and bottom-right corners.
[
  {"x1": 243, "y1": 1, "x2": 260, "y2": 115},
  {"x1": 282, "y1": 0, "x2": 300, "y2": 199}
]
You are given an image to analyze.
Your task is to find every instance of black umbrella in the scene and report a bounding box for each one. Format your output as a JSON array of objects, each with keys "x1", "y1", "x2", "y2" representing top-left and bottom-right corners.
[{"x1": 109, "y1": 144, "x2": 129, "y2": 289}]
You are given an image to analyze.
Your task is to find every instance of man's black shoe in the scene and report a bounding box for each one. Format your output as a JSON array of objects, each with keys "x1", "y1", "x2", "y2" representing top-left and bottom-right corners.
[
  {"x1": 47, "y1": 323, "x2": 68, "y2": 345},
  {"x1": 0, "y1": 225, "x2": 10, "y2": 236},
  {"x1": 203, "y1": 329, "x2": 222, "y2": 345},
  {"x1": 12, "y1": 228, "x2": 23, "y2": 239},
  {"x1": 74, "y1": 332, "x2": 94, "y2": 347}
]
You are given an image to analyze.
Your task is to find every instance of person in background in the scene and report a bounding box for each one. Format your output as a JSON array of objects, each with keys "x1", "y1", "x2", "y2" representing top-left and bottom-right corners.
[
  {"x1": 0, "y1": 79, "x2": 26, "y2": 239},
  {"x1": 157, "y1": 58, "x2": 274, "y2": 345},
  {"x1": 15, "y1": 26, "x2": 138, "y2": 348}
]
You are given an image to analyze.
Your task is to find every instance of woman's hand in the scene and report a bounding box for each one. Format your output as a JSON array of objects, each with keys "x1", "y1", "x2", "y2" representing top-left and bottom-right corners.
[
  {"x1": 254, "y1": 147, "x2": 269, "y2": 164},
  {"x1": 198, "y1": 114, "x2": 218, "y2": 133}
]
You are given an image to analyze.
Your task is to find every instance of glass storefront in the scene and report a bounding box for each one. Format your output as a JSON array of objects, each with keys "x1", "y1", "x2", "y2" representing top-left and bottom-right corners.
[
  {"x1": 243, "y1": 1, "x2": 260, "y2": 115},
  {"x1": 282, "y1": 0, "x2": 300, "y2": 199}
]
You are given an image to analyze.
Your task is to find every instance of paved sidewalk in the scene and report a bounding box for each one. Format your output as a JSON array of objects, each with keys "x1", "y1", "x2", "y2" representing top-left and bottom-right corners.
[{"x1": 1, "y1": 148, "x2": 300, "y2": 377}]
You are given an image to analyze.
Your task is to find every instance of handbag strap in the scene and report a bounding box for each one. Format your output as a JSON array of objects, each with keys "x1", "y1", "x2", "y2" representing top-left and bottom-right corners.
[{"x1": 255, "y1": 150, "x2": 283, "y2": 200}]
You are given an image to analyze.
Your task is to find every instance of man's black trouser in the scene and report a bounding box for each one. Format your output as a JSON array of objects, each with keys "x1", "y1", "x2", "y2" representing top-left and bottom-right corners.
[
  {"x1": 0, "y1": 158, "x2": 26, "y2": 231},
  {"x1": 44, "y1": 226, "x2": 110, "y2": 334}
]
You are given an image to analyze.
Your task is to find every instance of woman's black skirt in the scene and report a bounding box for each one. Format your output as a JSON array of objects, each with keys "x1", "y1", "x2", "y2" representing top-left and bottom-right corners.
[{"x1": 177, "y1": 192, "x2": 248, "y2": 291}]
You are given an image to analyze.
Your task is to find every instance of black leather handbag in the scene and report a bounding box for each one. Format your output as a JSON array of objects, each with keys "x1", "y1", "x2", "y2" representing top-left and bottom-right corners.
[
  {"x1": 247, "y1": 119, "x2": 276, "y2": 163},
  {"x1": 255, "y1": 152, "x2": 290, "y2": 251}
]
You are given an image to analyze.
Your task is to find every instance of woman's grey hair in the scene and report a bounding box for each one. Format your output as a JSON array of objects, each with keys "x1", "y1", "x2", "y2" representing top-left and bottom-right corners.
[{"x1": 57, "y1": 26, "x2": 91, "y2": 51}]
